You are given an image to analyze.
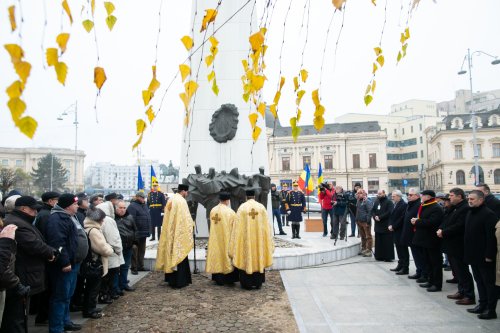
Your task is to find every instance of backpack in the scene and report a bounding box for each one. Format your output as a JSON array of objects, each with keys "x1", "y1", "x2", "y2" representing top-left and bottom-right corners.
[{"x1": 80, "y1": 228, "x2": 103, "y2": 279}]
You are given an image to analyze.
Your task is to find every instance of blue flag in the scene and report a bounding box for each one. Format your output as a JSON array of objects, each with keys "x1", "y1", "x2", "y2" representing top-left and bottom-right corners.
[
  {"x1": 137, "y1": 166, "x2": 144, "y2": 191},
  {"x1": 151, "y1": 166, "x2": 158, "y2": 188}
]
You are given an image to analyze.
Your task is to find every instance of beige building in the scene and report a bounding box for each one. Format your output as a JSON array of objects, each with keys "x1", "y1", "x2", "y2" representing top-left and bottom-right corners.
[
  {"x1": 336, "y1": 99, "x2": 443, "y2": 192},
  {"x1": 437, "y1": 89, "x2": 500, "y2": 115},
  {"x1": 425, "y1": 108, "x2": 500, "y2": 192},
  {"x1": 0, "y1": 147, "x2": 86, "y2": 192},
  {"x1": 266, "y1": 113, "x2": 389, "y2": 194}
]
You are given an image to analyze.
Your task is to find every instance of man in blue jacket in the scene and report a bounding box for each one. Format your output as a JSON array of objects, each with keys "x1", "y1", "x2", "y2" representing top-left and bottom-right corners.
[{"x1": 46, "y1": 194, "x2": 88, "y2": 333}]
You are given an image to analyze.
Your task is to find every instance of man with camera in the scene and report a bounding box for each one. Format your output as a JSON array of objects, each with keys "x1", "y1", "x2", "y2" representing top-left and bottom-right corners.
[
  {"x1": 332, "y1": 186, "x2": 348, "y2": 241},
  {"x1": 318, "y1": 182, "x2": 334, "y2": 237}
]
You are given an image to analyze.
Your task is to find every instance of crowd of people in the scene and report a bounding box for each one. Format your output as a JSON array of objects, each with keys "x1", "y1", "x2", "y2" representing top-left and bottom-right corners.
[
  {"x1": 0, "y1": 189, "x2": 153, "y2": 333},
  {"x1": 313, "y1": 182, "x2": 500, "y2": 320}
]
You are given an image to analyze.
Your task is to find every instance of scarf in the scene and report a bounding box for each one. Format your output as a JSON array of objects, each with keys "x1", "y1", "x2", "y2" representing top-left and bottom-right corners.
[{"x1": 413, "y1": 198, "x2": 437, "y2": 232}]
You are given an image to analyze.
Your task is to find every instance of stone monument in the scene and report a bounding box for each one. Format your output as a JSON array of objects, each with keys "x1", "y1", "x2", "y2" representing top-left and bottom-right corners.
[{"x1": 180, "y1": 1, "x2": 270, "y2": 237}]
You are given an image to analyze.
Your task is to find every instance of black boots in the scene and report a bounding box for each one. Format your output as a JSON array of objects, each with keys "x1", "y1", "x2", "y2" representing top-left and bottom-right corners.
[{"x1": 291, "y1": 224, "x2": 301, "y2": 239}]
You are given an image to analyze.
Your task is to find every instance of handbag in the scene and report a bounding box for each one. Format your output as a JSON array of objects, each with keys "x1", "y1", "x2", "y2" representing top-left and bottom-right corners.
[{"x1": 81, "y1": 228, "x2": 104, "y2": 279}]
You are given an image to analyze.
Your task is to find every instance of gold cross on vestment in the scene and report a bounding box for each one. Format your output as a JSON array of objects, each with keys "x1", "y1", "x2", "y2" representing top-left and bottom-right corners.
[
  {"x1": 211, "y1": 213, "x2": 221, "y2": 225},
  {"x1": 249, "y1": 208, "x2": 258, "y2": 220}
]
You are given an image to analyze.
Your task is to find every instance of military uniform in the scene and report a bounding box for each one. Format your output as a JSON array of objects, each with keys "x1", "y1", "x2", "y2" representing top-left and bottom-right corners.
[
  {"x1": 148, "y1": 189, "x2": 166, "y2": 240},
  {"x1": 286, "y1": 184, "x2": 306, "y2": 239}
]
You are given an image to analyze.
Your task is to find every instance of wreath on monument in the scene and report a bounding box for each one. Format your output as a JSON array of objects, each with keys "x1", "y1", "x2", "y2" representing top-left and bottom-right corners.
[{"x1": 209, "y1": 103, "x2": 239, "y2": 143}]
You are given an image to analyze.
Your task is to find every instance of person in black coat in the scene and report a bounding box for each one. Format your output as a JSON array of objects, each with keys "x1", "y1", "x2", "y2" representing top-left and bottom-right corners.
[
  {"x1": 388, "y1": 190, "x2": 408, "y2": 274},
  {"x1": 477, "y1": 183, "x2": 500, "y2": 219},
  {"x1": 372, "y1": 189, "x2": 394, "y2": 261},
  {"x1": 463, "y1": 190, "x2": 498, "y2": 319},
  {"x1": 34, "y1": 191, "x2": 60, "y2": 237},
  {"x1": 126, "y1": 192, "x2": 151, "y2": 274},
  {"x1": 1, "y1": 196, "x2": 55, "y2": 333},
  {"x1": 115, "y1": 200, "x2": 137, "y2": 292},
  {"x1": 411, "y1": 190, "x2": 444, "y2": 292},
  {"x1": 401, "y1": 190, "x2": 426, "y2": 280},
  {"x1": 437, "y1": 188, "x2": 474, "y2": 305}
]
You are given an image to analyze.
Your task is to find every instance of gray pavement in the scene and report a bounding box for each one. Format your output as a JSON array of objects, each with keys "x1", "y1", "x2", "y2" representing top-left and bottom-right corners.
[{"x1": 281, "y1": 256, "x2": 500, "y2": 333}]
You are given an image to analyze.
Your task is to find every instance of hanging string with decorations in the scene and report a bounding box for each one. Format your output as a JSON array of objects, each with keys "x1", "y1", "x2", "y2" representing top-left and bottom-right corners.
[
  {"x1": 133, "y1": 0, "x2": 164, "y2": 150},
  {"x1": 363, "y1": 0, "x2": 387, "y2": 106},
  {"x1": 396, "y1": 0, "x2": 413, "y2": 64}
]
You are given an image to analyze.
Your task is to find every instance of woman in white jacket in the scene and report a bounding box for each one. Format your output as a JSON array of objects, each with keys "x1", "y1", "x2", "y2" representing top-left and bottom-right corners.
[
  {"x1": 83, "y1": 208, "x2": 113, "y2": 319},
  {"x1": 96, "y1": 201, "x2": 124, "y2": 303}
]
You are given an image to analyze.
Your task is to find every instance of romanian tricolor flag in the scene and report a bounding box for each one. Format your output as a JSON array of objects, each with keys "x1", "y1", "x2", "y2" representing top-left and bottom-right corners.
[
  {"x1": 298, "y1": 164, "x2": 314, "y2": 194},
  {"x1": 317, "y1": 163, "x2": 323, "y2": 186},
  {"x1": 137, "y1": 166, "x2": 145, "y2": 191},
  {"x1": 151, "y1": 165, "x2": 158, "y2": 188}
]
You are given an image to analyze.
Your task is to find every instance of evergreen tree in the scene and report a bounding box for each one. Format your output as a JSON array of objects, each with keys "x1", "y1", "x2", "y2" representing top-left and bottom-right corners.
[{"x1": 31, "y1": 153, "x2": 68, "y2": 192}]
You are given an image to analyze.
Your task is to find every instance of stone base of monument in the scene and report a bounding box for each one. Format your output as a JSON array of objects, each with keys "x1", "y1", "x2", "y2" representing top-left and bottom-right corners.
[
  {"x1": 143, "y1": 224, "x2": 360, "y2": 271},
  {"x1": 304, "y1": 218, "x2": 323, "y2": 232}
]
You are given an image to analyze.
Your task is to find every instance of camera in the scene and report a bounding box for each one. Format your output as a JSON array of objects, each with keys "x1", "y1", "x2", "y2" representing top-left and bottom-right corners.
[{"x1": 318, "y1": 182, "x2": 329, "y2": 191}]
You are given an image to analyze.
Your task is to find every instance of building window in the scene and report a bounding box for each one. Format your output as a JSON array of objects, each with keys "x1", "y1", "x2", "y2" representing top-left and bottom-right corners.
[
  {"x1": 64, "y1": 160, "x2": 71, "y2": 168},
  {"x1": 369, "y1": 153, "x2": 377, "y2": 168},
  {"x1": 387, "y1": 152, "x2": 418, "y2": 160},
  {"x1": 456, "y1": 170, "x2": 465, "y2": 185},
  {"x1": 394, "y1": 129, "x2": 397, "y2": 135},
  {"x1": 476, "y1": 144, "x2": 482, "y2": 158},
  {"x1": 367, "y1": 180, "x2": 379, "y2": 194},
  {"x1": 402, "y1": 128, "x2": 405, "y2": 135},
  {"x1": 352, "y1": 154, "x2": 360, "y2": 169},
  {"x1": 411, "y1": 126, "x2": 414, "y2": 133},
  {"x1": 419, "y1": 124, "x2": 423, "y2": 131},
  {"x1": 420, "y1": 150, "x2": 424, "y2": 158},
  {"x1": 1, "y1": 159, "x2": 8, "y2": 166},
  {"x1": 281, "y1": 157, "x2": 290, "y2": 171},
  {"x1": 324, "y1": 155, "x2": 333, "y2": 170},
  {"x1": 387, "y1": 138, "x2": 417, "y2": 147},
  {"x1": 420, "y1": 136, "x2": 423, "y2": 144},
  {"x1": 493, "y1": 143, "x2": 500, "y2": 158},
  {"x1": 454, "y1": 145, "x2": 463, "y2": 159},
  {"x1": 388, "y1": 165, "x2": 418, "y2": 173},
  {"x1": 15, "y1": 160, "x2": 23, "y2": 167},
  {"x1": 303, "y1": 156, "x2": 311, "y2": 169},
  {"x1": 494, "y1": 169, "x2": 500, "y2": 184}
]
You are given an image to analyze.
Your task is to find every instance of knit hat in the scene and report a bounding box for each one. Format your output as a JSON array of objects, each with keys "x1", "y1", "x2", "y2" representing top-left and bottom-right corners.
[
  {"x1": 58, "y1": 193, "x2": 78, "y2": 208},
  {"x1": 104, "y1": 192, "x2": 118, "y2": 201},
  {"x1": 135, "y1": 191, "x2": 146, "y2": 198},
  {"x1": 15, "y1": 196, "x2": 42, "y2": 209}
]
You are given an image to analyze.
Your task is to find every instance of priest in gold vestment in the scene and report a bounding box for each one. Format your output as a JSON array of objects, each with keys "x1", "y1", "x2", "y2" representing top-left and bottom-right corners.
[
  {"x1": 230, "y1": 189, "x2": 275, "y2": 289},
  {"x1": 206, "y1": 192, "x2": 239, "y2": 285},
  {"x1": 155, "y1": 184, "x2": 194, "y2": 288}
]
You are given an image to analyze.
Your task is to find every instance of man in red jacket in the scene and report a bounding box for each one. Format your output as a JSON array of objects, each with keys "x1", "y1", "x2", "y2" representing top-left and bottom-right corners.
[{"x1": 318, "y1": 182, "x2": 335, "y2": 237}]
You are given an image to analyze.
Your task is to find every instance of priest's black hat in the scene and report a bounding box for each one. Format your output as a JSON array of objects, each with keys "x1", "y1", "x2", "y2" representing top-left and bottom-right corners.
[
  {"x1": 104, "y1": 192, "x2": 118, "y2": 201},
  {"x1": 178, "y1": 184, "x2": 189, "y2": 192},
  {"x1": 245, "y1": 189, "x2": 255, "y2": 197},
  {"x1": 421, "y1": 190, "x2": 436, "y2": 197},
  {"x1": 219, "y1": 192, "x2": 231, "y2": 201}
]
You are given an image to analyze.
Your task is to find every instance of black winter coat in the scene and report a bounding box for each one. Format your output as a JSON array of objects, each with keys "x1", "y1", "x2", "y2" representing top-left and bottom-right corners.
[
  {"x1": 484, "y1": 194, "x2": 500, "y2": 219},
  {"x1": 127, "y1": 200, "x2": 151, "y2": 238},
  {"x1": 46, "y1": 209, "x2": 80, "y2": 268},
  {"x1": 439, "y1": 200, "x2": 469, "y2": 258},
  {"x1": 3, "y1": 210, "x2": 54, "y2": 295},
  {"x1": 389, "y1": 200, "x2": 407, "y2": 245},
  {"x1": 401, "y1": 199, "x2": 421, "y2": 246},
  {"x1": 464, "y1": 204, "x2": 498, "y2": 265},
  {"x1": 412, "y1": 200, "x2": 444, "y2": 249},
  {"x1": 0, "y1": 238, "x2": 19, "y2": 291},
  {"x1": 356, "y1": 199, "x2": 373, "y2": 223},
  {"x1": 116, "y1": 213, "x2": 137, "y2": 250},
  {"x1": 372, "y1": 196, "x2": 394, "y2": 234},
  {"x1": 34, "y1": 203, "x2": 53, "y2": 238}
]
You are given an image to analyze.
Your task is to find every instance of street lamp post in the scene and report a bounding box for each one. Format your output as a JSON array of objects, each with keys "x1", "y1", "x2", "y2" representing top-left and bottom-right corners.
[
  {"x1": 458, "y1": 49, "x2": 500, "y2": 186},
  {"x1": 57, "y1": 101, "x2": 78, "y2": 193}
]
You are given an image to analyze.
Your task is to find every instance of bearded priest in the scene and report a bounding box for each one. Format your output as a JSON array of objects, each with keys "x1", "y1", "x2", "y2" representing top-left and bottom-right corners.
[
  {"x1": 155, "y1": 184, "x2": 194, "y2": 288},
  {"x1": 230, "y1": 189, "x2": 275, "y2": 290},
  {"x1": 206, "y1": 192, "x2": 239, "y2": 285}
]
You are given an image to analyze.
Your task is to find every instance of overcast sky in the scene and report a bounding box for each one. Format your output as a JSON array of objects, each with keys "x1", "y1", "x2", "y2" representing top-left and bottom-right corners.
[{"x1": 0, "y1": 0, "x2": 499, "y2": 168}]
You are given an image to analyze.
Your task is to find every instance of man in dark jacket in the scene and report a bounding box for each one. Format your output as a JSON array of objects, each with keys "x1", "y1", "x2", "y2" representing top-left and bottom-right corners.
[
  {"x1": 75, "y1": 192, "x2": 89, "y2": 225},
  {"x1": 270, "y1": 184, "x2": 286, "y2": 236},
  {"x1": 1, "y1": 196, "x2": 55, "y2": 333},
  {"x1": 402, "y1": 189, "x2": 426, "y2": 280},
  {"x1": 372, "y1": 189, "x2": 394, "y2": 261},
  {"x1": 127, "y1": 192, "x2": 151, "y2": 274},
  {"x1": 0, "y1": 224, "x2": 28, "y2": 329},
  {"x1": 355, "y1": 189, "x2": 373, "y2": 257},
  {"x1": 411, "y1": 190, "x2": 444, "y2": 292},
  {"x1": 332, "y1": 186, "x2": 348, "y2": 241},
  {"x1": 477, "y1": 183, "x2": 500, "y2": 219},
  {"x1": 46, "y1": 194, "x2": 89, "y2": 333},
  {"x1": 463, "y1": 190, "x2": 498, "y2": 320},
  {"x1": 34, "y1": 191, "x2": 60, "y2": 237},
  {"x1": 388, "y1": 190, "x2": 408, "y2": 274},
  {"x1": 115, "y1": 200, "x2": 137, "y2": 292},
  {"x1": 437, "y1": 188, "x2": 474, "y2": 305}
]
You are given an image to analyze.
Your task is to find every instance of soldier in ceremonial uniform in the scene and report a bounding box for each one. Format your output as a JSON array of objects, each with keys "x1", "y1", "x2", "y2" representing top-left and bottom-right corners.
[
  {"x1": 279, "y1": 183, "x2": 290, "y2": 226},
  {"x1": 206, "y1": 192, "x2": 239, "y2": 285},
  {"x1": 286, "y1": 181, "x2": 306, "y2": 239},
  {"x1": 148, "y1": 180, "x2": 166, "y2": 241}
]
